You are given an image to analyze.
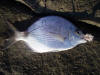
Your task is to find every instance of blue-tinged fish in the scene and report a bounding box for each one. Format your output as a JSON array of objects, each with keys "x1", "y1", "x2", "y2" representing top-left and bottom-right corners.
[{"x1": 3, "y1": 16, "x2": 94, "y2": 53}]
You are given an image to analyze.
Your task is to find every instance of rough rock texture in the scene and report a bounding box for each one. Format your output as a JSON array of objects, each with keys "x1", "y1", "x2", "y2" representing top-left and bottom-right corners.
[
  {"x1": 16, "y1": 0, "x2": 99, "y2": 14},
  {"x1": 0, "y1": 0, "x2": 100, "y2": 75},
  {"x1": 16, "y1": 0, "x2": 100, "y2": 27}
]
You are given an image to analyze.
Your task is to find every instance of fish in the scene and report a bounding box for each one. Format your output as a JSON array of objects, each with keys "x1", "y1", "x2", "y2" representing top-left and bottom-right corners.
[{"x1": 3, "y1": 16, "x2": 94, "y2": 53}]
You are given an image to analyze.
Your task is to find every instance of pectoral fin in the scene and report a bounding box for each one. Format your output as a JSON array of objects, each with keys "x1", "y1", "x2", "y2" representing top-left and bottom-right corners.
[{"x1": 48, "y1": 32, "x2": 66, "y2": 42}]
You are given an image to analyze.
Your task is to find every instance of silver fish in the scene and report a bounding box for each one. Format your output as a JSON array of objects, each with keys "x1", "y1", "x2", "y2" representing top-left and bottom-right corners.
[{"x1": 3, "y1": 16, "x2": 94, "y2": 53}]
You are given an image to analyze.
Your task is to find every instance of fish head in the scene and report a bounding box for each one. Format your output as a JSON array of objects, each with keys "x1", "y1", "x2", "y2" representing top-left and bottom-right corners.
[
  {"x1": 70, "y1": 29, "x2": 94, "y2": 46},
  {"x1": 69, "y1": 30, "x2": 88, "y2": 45}
]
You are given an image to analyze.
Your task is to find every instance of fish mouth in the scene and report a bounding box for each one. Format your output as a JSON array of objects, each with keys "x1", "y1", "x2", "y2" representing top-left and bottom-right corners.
[{"x1": 83, "y1": 34, "x2": 94, "y2": 42}]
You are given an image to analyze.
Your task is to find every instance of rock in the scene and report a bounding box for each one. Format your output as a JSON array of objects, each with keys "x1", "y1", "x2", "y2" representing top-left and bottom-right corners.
[
  {"x1": 0, "y1": 0, "x2": 100, "y2": 75},
  {"x1": 16, "y1": 0, "x2": 100, "y2": 27}
]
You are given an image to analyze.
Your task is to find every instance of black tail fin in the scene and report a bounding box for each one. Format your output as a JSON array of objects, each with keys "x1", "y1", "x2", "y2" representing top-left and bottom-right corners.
[
  {"x1": 2, "y1": 38, "x2": 16, "y2": 50},
  {"x1": 6, "y1": 19, "x2": 19, "y2": 33},
  {"x1": 0, "y1": 15, "x2": 19, "y2": 50}
]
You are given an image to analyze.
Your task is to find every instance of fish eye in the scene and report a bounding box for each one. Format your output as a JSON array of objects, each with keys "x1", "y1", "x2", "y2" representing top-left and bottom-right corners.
[
  {"x1": 75, "y1": 29, "x2": 82, "y2": 35},
  {"x1": 76, "y1": 31, "x2": 80, "y2": 34}
]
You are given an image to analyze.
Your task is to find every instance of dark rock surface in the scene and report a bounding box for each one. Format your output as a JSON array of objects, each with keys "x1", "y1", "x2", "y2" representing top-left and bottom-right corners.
[
  {"x1": 16, "y1": 0, "x2": 99, "y2": 15},
  {"x1": 16, "y1": 0, "x2": 100, "y2": 27},
  {"x1": 0, "y1": 0, "x2": 100, "y2": 75}
]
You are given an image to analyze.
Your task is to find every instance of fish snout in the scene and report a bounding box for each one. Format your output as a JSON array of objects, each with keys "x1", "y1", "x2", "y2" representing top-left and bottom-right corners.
[{"x1": 83, "y1": 34, "x2": 94, "y2": 42}]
